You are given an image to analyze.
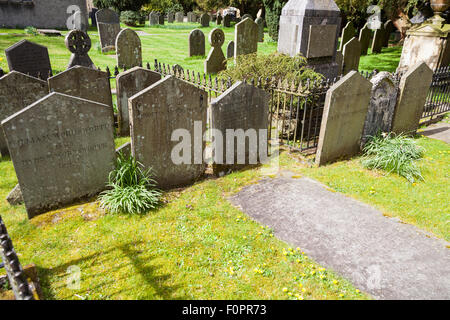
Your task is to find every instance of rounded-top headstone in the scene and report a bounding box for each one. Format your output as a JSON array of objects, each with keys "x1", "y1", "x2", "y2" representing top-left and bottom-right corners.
[
  {"x1": 189, "y1": 29, "x2": 206, "y2": 57},
  {"x1": 209, "y1": 28, "x2": 225, "y2": 47},
  {"x1": 116, "y1": 28, "x2": 142, "y2": 69}
]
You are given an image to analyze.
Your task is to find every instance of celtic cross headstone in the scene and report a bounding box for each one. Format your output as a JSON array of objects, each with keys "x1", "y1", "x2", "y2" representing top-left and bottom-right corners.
[{"x1": 65, "y1": 30, "x2": 96, "y2": 69}]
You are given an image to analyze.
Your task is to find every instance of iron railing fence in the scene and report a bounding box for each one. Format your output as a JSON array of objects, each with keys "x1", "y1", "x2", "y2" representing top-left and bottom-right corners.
[{"x1": 422, "y1": 65, "x2": 450, "y2": 122}]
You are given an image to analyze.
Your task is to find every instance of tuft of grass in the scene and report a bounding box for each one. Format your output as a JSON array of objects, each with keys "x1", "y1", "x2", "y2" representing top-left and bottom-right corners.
[
  {"x1": 24, "y1": 26, "x2": 38, "y2": 36},
  {"x1": 361, "y1": 133, "x2": 425, "y2": 183},
  {"x1": 99, "y1": 153, "x2": 161, "y2": 214}
]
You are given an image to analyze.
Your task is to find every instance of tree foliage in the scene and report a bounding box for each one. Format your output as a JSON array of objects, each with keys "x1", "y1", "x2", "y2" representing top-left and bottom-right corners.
[
  {"x1": 262, "y1": 0, "x2": 288, "y2": 41},
  {"x1": 93, "y1": 0, "x2": 149, "y2": 12}
]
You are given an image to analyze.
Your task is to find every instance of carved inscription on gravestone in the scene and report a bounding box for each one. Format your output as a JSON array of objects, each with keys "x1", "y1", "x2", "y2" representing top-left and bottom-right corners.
[{"x1": 307, "y1": 25, "x2": 337, "y2": 58}]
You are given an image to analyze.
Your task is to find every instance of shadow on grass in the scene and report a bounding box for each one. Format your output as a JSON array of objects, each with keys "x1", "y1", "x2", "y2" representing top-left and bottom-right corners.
[{"x1": 37, "y1": 241, "x2": 185, "y2": 300}]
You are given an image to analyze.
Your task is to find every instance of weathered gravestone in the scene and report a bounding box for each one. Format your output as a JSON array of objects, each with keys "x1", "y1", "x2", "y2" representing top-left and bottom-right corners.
[
  {"x1": 339, "y1": 22, "x2": 356, "y2": 51},
  {"x1": 200, "y1": 13, "x2": 210, "y2": 27},
  {"x1": 175, "y1": 12, "x2": 184, "y2": 23},
  {"x1": 223, "y1": 14, "x2": 232, "y2": 27},
  {"x1": 116, "y1": 67, "x2": 161, "y2": 136},
  {"x1": 0, "y1": 72, "x2": 48, "y2": 157},
  {"x1": 129, "y1": 76, "x2": 207, "y2": 189},
  {"x1": 255, "y1": 17, "x2": 265, "y2": 42},
  {"x1": 149, "y1": 12, "x2": 159, "y2": 26},
  {"x1": 235, "y1": 18, "x2": 258, "y2": 62},
  {"x1": 96, "y1": 8, "x2": 121, "y2": 53},
  {"x1": 1, "y1": 92, "x2": 116, "y2": 219},
  {"x1": 65, "y1": 30, "x2": 96, "y2": 69},
  {"x1": 342, "y1": 37, "x2": 361, "y2": 75},
  {"x1": 188, "y1": 12, "x2": 197, "y2": 23},
  {"x1": 116, "y1": 28, "x2": 142, "y2": 69},
  {"x1": 189, "y1": 29, "x2": 206, "y2": 57},
  {"x1": 359, "y1": 23, "x2": 372, "y2": 55},
  {"x1": 316, "y1": 71, "x2": 372, "y2": 166},
  {"x1": 361, "y1": 72, "x2": 399, "y2": 146},
  {"x1": 159, "y1": 14, "x2": 165, "y2": 25},
  {"x1": 227, "y1": 41, "x2": 235, "y2": 59},
  {"x1": 217, "y1": 14, "x2": 223, "y2": 25},
  {"x1": 5, "y1": 40, "x2": 52, "y2": 80},
  {"x1": 392, "y1": 62, "x2": 434, "y2": 135},
  {"x1": 48, "y1": 66, "x2": 113, "y2": 118},
  {"x1": 210, "y1": 81, "x2": 269, "y2": 176},
  {"x1": 205, "y1": 28, "x2": 227, "y2": 74},
  {"x1": 371, "y1": 24, "x2": 385, "y2": 54},
  {"x1": 383, "y1": 20, "x2": 395, "y2": 47},
  {"x1": 168, "y1": 12, "x2": 175, "y2": 23},
  {"x1": 335, "y1": 50, "x2": 343, "y2": 76}
]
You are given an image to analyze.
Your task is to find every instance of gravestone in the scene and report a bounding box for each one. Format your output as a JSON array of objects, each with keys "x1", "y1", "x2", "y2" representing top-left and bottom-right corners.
[
  {"x1": 205, "y1": 28, "x2": 227, "y2": 74},
  {"x1": 175, "y1": 12, "x2": 184, "y2": 23},
  {"x1": 189, "y1": 29, "x2": 206, "y2": 57},
  {"x1": 158, "y1": 14, "x2": 165, "y2": 25},
  {"x1": 392, "y1": 62, "x2": 434, "y2": 135},
  {"x1": 359, "y1": 23, "x2": 372, "y2": 55},
  {"x1": 188, "y1": 12, "x2": 197, "y2": 23},
  {"x1": 116, "y1": 28, "x2": 142, "y2": 69},
  {"x1": 149, "y1": 12, "x2": 159, "y2": 26},
  {"x1": 65, "y1": 30, "x2": 96, "y2": 69},
  {"x1": 223, "y1": 14, "x2": 232, "y2": 27},
  {"x1": 1, "y1": 92, "x2": 116, "y2": 219},
  {"x1": 48, "y1": 66, "x2": 113, "y2": 118},
  {"x1": 168, "y1": 12, "x2": 175, "y2": 23},
  {"x1": 339, "y1": 22, "x2": 356, "y2": 51},
  {"x1": 235, "y1": 18, "x2": 258, "y2": 61},
  {"x1": 5, "y1": 40, "x2": 52, "y2": 80},
  {"x1": 342, "y1": 37, "x2": 361, "y2": 75},
  {"x1": 90, "y1": 8, "x2": 98, "y2": 27},
  {"x1": 0, "y1": 72, "x2": 48, "y2": 157},
  {"x1": 217, "y1": 14, "x2": 223, "y2": 25},
  {"x1": 371, "y1": 24, "x2": 385, "y2": 54},
  {"x1": 210, "y1": 81, "x2": 269, "y2": 176},
  {"x1": 277, "y1": 0, "x2": 341, "y2": 80},
  {"x1": 316, "y1": 71, "x2": 372, "y2": 166},
  {"x1": 242, "y1": 14, "x2": 253, "y2": 21},
  {"x1": 361, "y1": 72, "x2": 399, "y2": 146},
  {"x1": 200, "y1": 13, "x2": 210, "y2": 27},
  {"x1": 227, "y1": 41, "x2": 235, "y2": 59},
  {"x1": 116, "y1": 67, "x2": 161, "y2": 136},
  {"x1": 255, "y1": 17, "x2": 264, "y2": 42},
  {"x1": 129, "y1": 76, "x2": 207, "y2": 189},
  {"x1": 335, "y1": 50, "x2": 343, "y2": 76},
  {"x1": 383, "y1": 20, "x2": 395, "y2": 47},
  {"x1": 96, "y1": 8, "x2": 120, "y2": 53}
]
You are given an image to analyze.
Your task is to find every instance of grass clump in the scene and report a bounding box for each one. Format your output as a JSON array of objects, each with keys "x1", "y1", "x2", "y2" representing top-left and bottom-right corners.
[
  {"x1": 361, "y1": 133, "x2": 425, "y2": 183},
  {"x1": 99, "y1": 153, "x2": 161, "y2": 214},
  {"x1": 218, "y1": 52, "x2": 323, "y2": 84}
]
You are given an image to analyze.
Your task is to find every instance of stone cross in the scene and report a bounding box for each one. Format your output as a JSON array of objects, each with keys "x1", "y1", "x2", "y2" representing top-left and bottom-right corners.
[
  {"x1": 65, "y1": 30, "x2": 96, "y2": 69},
  {"x1": 205, "y1": 28, "x2": 226, "y2": 74}
]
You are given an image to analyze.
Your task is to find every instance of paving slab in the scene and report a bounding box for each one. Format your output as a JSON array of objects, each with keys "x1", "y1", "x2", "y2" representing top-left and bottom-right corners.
[
  {"x1": 421, "y1": 122, "x2": 450, "y2": 144},
  {"x1": 230, "y1": 176, "x2": 450, "y2": 300}
]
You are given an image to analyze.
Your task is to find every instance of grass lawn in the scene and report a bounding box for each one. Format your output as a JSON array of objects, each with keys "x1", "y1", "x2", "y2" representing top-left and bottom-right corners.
[{"x1": 1, "y1": 22, "x2": 400, "y2": 76}]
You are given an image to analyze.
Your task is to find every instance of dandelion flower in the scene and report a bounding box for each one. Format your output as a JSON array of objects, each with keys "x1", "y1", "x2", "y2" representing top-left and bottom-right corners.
[{"x1": 282, "y1": 287, "x2": 288, "y2": 292}]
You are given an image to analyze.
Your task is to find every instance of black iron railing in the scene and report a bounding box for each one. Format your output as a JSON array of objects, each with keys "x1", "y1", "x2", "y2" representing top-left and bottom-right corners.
[{"x1": 422, "y1": 66, "x2": 450, "y2": 122}]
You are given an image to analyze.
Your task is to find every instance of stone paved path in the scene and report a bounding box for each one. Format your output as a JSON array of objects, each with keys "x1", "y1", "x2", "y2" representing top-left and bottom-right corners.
[
  {"x1": 421, "y1": 122, "x2": 450, "y2": 144},
  {"x1": 230, "y1": 174, "x2": 450, "y2": 300}
]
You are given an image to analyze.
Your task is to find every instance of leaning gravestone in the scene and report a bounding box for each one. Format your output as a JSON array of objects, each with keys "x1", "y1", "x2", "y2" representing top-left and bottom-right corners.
[
  {"x1": 339, "y1": 22, "x2": 356, "y2": 51},
  {"x1": 189, "y1": 29, "x2": 206, "y2": 57},
  {"x1": 205, "y1": 28, "x2": 226, "y2": 74},
  {"x1": 168, "y1": 12, "x2": 175, "y2": 23},
  {"x1": 149, "y1": 12, "x2": 159, "y2": 26},
  {"x1": 5, "y1": 40, "x2": 52, "y2": 80},
  {"x1": 316, "y1": 71, "x2": 372, "y2": 166},
  {"x1": 0, "y1": 72, "x2": 48, "y2": 157},
  {"x1": 116, "y1": 28, "x2": 142, "y2": 69},
  {"x1": 371, "y1": 24, "x2": 385, "y2": 54},
  {"x1": 200, "y1": 13, "x2": 210, "y2": 27},
  {"x1": 255, "y1": 17, "x2": 264, "y2": 42},
  {"x1": 223, "y1": 14, "x2": 232, "y2": 27},
  {"x1": 359, "y1": 23, "x2": 372, "y2": 55},
  {"x1": 48, "y1": 66, "x2": 113, "y2": 117},
  {"x1": 129, "y1": 76, "x2": 207, "y2": 189},
  {"x1": 235, "y1": 18, "x2": 258, "y2": 62},
  {"x1": 210, "y1": 81, "x2": 269, "y2": 176},
  {"x1": 96, "y1": 8, "x2": 121, "y2": 52},
  {"x1": 227, "y1": 41, "x2": 235, "y2": 59},
  {"x1": 65, "y1": 30, "x2": 96, "y2": 69},
  {"x1": 392, "y1": 62, "x2": 434, "y2": 135},
  {"x1": 361, "y1": 72, "x2": 399, "y2": 146},
  {"x1": 342, "y1": 37, "x2": 361, "y2": 75},
  {"x1": 116, "y1": 67, "x2": 161, "y2": 136},
  {"x1": 1, "y1": 92, "x2": 116, "y2": 219},
  {"x1": 175, "y1": 12, "x2": 184, "y2": 22}
]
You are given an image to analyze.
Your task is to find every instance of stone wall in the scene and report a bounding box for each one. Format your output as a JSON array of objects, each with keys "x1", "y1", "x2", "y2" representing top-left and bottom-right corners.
[{"x1": 0, "y1": 0, "x2": 88, "y2": 29}]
